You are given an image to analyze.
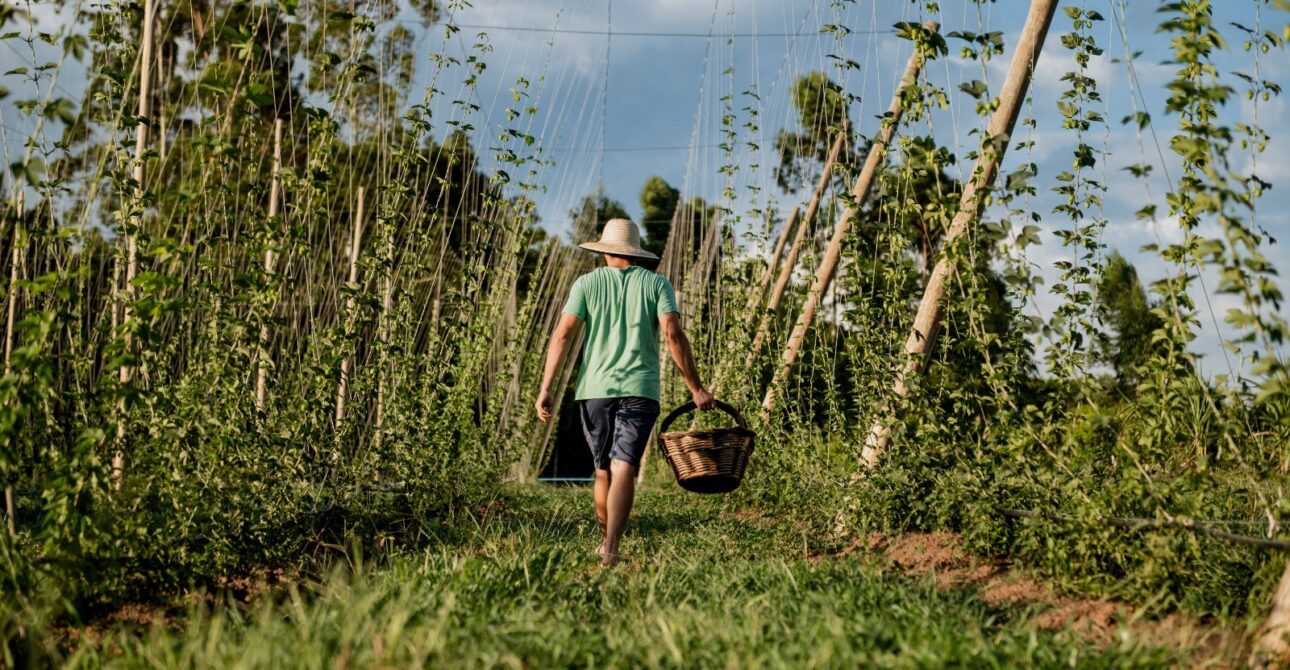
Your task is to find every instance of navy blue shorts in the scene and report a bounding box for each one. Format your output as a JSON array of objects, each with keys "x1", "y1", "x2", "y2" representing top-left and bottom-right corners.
[{"x1": 578, "y1": 397, "x2": 661, "y2": 470}]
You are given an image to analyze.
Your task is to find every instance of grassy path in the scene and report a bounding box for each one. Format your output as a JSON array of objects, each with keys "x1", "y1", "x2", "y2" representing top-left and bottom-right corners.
[{"x1": 64, "y1": 486, "x2": 1191, "y2": 668}]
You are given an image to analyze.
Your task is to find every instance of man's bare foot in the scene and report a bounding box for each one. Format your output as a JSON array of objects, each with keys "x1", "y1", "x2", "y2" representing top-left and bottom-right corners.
[
  {"x1": 595, "y1": 543, "x2": 607, "y2": 557},
  {"x1": 600, "y1": 552, "x2": 621, "y2": 567}
]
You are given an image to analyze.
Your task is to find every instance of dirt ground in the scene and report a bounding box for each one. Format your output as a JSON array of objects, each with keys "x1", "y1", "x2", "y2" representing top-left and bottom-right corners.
[{"x1": 836, "y1": 530, "x2": 1249, "y2": 666}]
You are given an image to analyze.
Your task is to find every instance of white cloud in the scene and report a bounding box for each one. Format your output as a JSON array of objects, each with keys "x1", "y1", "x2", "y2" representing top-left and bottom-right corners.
[
  {"x1": 1240, "y1": 92, "x2": 1288, "y2": 127},
  {"x1": 451, "y1": 0, "x2": 611, "y2": 80},
  {"x1": 1104, "y1": 213, "x2": 1188, "y2": 248},
  {"x1": 1031, "y1": 48, "x2": 1116, "y2": 99},
  {"x1": 638, "y1": 0, "x2": 726, "y2": 26}
]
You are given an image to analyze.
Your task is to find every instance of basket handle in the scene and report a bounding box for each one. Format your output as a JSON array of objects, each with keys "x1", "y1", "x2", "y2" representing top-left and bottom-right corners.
[{"x1": 658, "y1": 399, "x2": 746, "y2": 435}]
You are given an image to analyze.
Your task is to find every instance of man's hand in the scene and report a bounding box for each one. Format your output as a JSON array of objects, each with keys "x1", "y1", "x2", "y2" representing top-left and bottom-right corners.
[
  {"x1": 535, "y1": 389, "x2": 554, "y2": 422},
  {"x1": 691, "y1": 386, "x2": 716, "y2": 411}
]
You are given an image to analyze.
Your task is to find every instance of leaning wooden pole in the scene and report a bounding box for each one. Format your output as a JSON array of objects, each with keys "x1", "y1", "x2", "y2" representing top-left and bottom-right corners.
[
  {"x1": 1253, "y1": 562, "x2": 1290, "y2": 666},
  {"x1": 335, "y1": 187, "x2": 366, "y2": 429},
  {"x1": 760, "y1": 25, "x2": 935, "y2": 418},
  {"x1": 3, "y1": 192, "x2": 23, "y2": 536},
  {"x1": 745, "y1": 208, "x2": 798, "y2": 315},
  {"x1": 113, "y1": 0, "x2": 156, "y2": 484},
  {"x1": 254, "y1": 118, "x2": 284, "y2": 412},
  {"x1": 372, "y1": 217, "x2": 395, "y2": 450},
  {"x1": 745, "y1": 125, "x2": 849, "y2": 369},
  {"x1": 764, "y1": 205, "x2": 806, "y2": 313},
  {"x1": 744, "y1": 208, "x2": 800, "y2": 368},
  {"x1": 860, "y1": 0, "x2": 1058, "y2": 467}
]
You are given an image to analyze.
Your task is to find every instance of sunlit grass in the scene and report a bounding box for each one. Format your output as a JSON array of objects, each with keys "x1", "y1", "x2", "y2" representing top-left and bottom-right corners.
[{"x1": 59, "y1": 487, "x2": 1185, "y2": 669}]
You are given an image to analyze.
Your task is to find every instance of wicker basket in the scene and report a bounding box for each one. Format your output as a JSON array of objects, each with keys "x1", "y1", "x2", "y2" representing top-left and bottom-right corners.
[{"x1": 657, "y1": 400, "x2": 755, "y2": 494}]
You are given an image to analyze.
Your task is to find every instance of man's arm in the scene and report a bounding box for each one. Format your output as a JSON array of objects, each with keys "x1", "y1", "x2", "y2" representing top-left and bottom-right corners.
[
  {"x1": 535, "y1": 312, "x2": 582, "y2": 421},
  {"x1": 660, "y1": 312, "x2": 716, "y2": 411}
]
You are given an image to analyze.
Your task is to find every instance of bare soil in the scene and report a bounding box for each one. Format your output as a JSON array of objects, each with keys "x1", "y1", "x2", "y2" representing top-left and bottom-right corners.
[{"x1": 838, "y1": 530, "x2": 1247, "y2": 666}]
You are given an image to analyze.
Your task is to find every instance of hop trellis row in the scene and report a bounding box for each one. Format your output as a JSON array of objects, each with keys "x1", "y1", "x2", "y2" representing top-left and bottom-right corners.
[{"x1": 0, "y1": 0, "x2": 1288, "y2": 663}]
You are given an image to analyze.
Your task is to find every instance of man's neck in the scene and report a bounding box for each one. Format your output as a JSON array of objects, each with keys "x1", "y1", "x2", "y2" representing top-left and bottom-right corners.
[{"x1": 604, "y1": 255, "x2": 634, "y2": 269}]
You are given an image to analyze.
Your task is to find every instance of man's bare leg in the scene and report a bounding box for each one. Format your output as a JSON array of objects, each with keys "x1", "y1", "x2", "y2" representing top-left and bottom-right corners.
[
  {"x1": 603, "y1": 459, "x2": 639, "y2": 566},
  {"x1": 594, "y1": 468, "x2": 611, "y2": 556}
]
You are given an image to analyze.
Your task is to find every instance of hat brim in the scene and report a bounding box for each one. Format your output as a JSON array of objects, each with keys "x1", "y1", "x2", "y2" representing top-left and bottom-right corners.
[{"x1": 578, "y1": 242, "x2": 659, "y2": 260}]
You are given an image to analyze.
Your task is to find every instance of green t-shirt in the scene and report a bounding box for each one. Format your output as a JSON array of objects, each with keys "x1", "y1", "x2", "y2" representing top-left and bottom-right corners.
[{"x1": 562, "y1": 265, "x2": 679, "y2": 401}]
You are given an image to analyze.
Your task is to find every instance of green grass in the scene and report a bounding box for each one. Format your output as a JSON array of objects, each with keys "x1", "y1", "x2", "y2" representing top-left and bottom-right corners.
[{"x1": 56, "y1": 486, "x2": 1188, "y2": 669}]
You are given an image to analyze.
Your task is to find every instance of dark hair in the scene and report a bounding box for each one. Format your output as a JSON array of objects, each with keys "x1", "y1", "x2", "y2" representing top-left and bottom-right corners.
[
  {"x1": 605, "y1": 252, "x2": 660, "y2": 271},
  {"x1": 604, "y1": 253, "x2": 640, "y2": 265}
]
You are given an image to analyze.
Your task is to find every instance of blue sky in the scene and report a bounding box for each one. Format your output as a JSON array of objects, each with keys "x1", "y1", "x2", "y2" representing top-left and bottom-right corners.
[
  {"x1": 3, "y1": 0, "x2": 1287, "y2": 379},
  {"x1": 416, "y1": 0, "x2": 1288, "y2": 379}
]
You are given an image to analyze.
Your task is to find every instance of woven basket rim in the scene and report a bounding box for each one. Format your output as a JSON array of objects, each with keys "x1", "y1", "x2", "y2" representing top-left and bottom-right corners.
[
  {"x1": 662, "y1": 442, "x2": 754, "y2": 455},
  {"x1": 660, "y1": 427, "x2": 756, "y2": 439}
]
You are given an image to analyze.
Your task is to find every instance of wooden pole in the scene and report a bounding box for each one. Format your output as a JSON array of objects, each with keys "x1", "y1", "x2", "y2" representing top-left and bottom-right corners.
[
  {"x1": 3, "y1": 192, "x2": 23, "y2": 536},
  {"x1": 745, "y1": 208, "x2": 798, "y2": 315},
  {"x1": 335, "y1": 187, "x2": 366, "y2": 429},
  {"x1": 744, "y1": 124, "x2": 849, "y2": 369},
  {"x1": 656, "y1": 208, "x2": 684, "y2": 399},
  {"x1": 373, "y1": 216, "x2": 394, "y2": 450},
  {"x1": 1253, "y1": 562, "x2": 1290, "y2": 666},
  {"x1": 114, "y1": 0, "x2": 156, "y2": 484},
  {"x1": 157, "y1": 53, "x2": 167, "y2": 163},
  {"x1": 686, "y1": 213, "x2": 722, "y2": 330},
  {"x1": 760, "y1": 25, "x2": 935, "y2": 418},
  {"x1": 860, "y1": 0, "x2": 1057, "y2": 467},
  {"x1": 110, "y1": 256, "x2": 121, "y2": 338},
  {"x1": 255, "y1": 118, "x2": 284, "y2": 412}
]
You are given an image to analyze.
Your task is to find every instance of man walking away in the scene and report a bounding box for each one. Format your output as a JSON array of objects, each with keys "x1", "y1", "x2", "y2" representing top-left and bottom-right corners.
[{"x1": 536, "y1": 218, "x2": 715, "y2": 567}]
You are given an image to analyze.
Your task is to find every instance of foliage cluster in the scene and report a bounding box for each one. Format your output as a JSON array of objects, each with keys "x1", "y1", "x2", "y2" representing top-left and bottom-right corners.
[
  {"x1": 704, "y1": 0, "x2": 1290, "y2": 624},
  {"x1": 0, "y1": 0, "x2": 1289, "y2": 661},
  {"x1": 0, "y1": 0, "x2": 570, "y2": 624}
]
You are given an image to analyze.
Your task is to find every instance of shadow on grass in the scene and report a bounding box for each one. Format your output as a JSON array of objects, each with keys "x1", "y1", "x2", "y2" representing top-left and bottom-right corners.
[
  {"x1": 464, "y1": 488, "x2": 705, "y2": 541},
  {"x1": 629, "y1": 506, "x2": 702, "y2": 541}
]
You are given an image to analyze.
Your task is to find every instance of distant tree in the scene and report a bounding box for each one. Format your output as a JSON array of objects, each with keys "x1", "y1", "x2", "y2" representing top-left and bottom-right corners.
[
  {"x1": 639, "y1": 176, "x2": 680, "y2": 256},
  {"x1": 569, "y1": 192, "x2": 630, "y2": 246},
  {"x1": 677, "y1": 195, "x2": 721, "y2": 255},
  {"x1": 774, "y1": 71, "x2": 854, "y2": 193},
  {"x1": 1097, "y1": 251, "x2": 1163, "y2": 385}
]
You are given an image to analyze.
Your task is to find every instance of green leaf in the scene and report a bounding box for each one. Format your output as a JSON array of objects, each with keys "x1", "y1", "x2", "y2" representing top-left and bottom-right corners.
[
  {"x1": 63, "y1": 33, "x2": 88, "y2": 60},
  {"x1": 42, "y1": 97, "x2": 75, "y2": 124},
  {"x1": 1016, "y1": 225, "x2": 1041, "y2": 248},
  {"x1": 10, "y1": 157, "x2": 45, "y2": 185},
  {"x1": 959, "y1": 80, "x2": 988, "y2": 99},
  {"x1": 245, "y1": 83, "x2": 274, "y2": 108}
]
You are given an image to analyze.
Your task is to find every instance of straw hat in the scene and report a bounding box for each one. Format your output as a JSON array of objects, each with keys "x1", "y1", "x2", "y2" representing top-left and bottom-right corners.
[{"x1": 578, "y1": 218, "x2": 659, "y2": 260}]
